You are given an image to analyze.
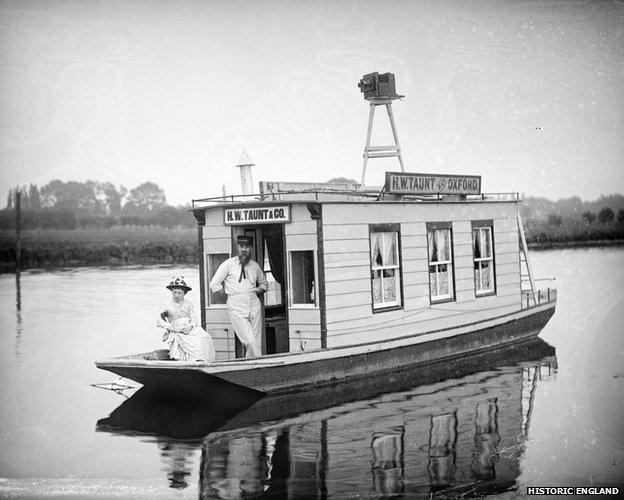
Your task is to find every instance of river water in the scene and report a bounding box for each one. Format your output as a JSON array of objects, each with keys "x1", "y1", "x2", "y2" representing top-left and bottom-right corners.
[{"x1": 0, "y1": 248, "x2": 622, "y2": 498}]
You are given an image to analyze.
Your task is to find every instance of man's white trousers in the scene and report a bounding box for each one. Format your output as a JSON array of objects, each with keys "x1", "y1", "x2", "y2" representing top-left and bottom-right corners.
[{"x1": 226, "y1": 293, "x2": 262, "y2": 357}]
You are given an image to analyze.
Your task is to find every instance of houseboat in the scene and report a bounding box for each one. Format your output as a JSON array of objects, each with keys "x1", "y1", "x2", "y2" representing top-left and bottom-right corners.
[{"x1": 95, "y1": 171, "x2": 557, "y2": 395}]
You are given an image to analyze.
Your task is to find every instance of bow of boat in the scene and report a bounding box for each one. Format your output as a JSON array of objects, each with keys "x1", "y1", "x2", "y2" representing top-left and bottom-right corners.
[{"x1": 95, "y1": 351, "x2": 265, "y2": 398}]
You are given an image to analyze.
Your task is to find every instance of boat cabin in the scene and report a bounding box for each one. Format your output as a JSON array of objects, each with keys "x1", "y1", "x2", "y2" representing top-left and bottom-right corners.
[{"x1": 192, "y1": 172, "x2": 531, "y2": 361}]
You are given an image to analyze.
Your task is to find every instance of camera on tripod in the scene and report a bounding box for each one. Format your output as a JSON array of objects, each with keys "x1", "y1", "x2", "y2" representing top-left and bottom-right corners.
[{"x1": 358, "y1": 72, "x2": 403, "y2": 101}]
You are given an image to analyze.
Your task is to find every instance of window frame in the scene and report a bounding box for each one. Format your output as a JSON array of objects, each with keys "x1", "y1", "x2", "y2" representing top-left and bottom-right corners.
[
  {"x1": 426, "y1": 221, "x2": 456, "y2": 304},
  {"x1": 471, "y1": 220, "x2": 496, "y2": 297},
  {"x1": 287, "y1": 249, "x2": 318, "y2": 309},
  {"x1": 206, "y1": 252, "x2": 230, "y2": 308},
  {"x1": 368, "y1": 223, "x2": 404, "y2": 313}
]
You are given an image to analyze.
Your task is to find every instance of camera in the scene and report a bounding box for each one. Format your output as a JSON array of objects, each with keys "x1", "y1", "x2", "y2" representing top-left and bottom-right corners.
[{"x1": 358, "y1": 72, "x2": 403, "y2": 100}]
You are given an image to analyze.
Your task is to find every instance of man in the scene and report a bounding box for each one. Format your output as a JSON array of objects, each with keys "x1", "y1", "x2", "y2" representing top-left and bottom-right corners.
[{"x1": 209, "y1": 235, "x2": 268, "y2": 357}]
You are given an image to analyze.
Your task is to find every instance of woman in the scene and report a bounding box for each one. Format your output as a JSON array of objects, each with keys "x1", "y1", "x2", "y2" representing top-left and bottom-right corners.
[{"x1": 157, "y1": 276, "x2": 215, "y2": 362}]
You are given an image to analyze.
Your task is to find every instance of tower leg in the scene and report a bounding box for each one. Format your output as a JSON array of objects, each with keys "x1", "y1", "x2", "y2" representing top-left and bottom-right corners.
[
  {"x1": 361, "y1": 103, "x2": 376, "y2": 185},
  {"x1": 360, "y1": 99, "x2": 405, "y2": 185},
  {"x1": 386, "y1": 103, "x2": 405, "y2": 172}
]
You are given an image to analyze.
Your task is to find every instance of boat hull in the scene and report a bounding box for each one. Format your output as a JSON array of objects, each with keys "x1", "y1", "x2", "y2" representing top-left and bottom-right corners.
[
  {"x1": 95, "y1": 302, "x2": 555, "y2": 396},
  {"x1": 97, "y1": 338, "x2": 556, "y2": 440}
]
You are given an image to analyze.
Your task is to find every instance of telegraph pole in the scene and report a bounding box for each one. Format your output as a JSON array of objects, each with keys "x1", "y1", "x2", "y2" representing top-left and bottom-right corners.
[{"x1": 15, "y1": 190, "x2": 21, "y2": 272}]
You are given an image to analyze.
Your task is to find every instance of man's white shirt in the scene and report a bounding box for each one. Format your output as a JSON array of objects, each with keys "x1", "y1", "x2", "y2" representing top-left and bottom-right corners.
[{"x1": 209, "y1": 256, "x2": 268, "y2": 297}]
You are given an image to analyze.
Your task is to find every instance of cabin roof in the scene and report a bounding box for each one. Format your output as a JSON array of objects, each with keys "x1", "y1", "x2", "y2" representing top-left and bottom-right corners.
[{"x1": 191, "y1": 189, "x2": 520, "y2": 210}]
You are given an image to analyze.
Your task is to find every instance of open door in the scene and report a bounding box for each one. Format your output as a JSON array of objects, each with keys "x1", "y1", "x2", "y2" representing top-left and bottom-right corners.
[
  {"x1": 230, "y1": 225, "x2": 289, "y2": 357},
  {"x1": 261, "y1": 225, "x2": 289, "y2": 354}
]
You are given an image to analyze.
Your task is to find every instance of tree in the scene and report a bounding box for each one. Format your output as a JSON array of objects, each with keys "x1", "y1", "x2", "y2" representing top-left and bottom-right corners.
[
  {"x1": 618, "y1": 209, "x2": 624, "y2": 225},
  {"x1": 157, "y1": 205, "x2": 181, "y2": 228},
  {"x1": 108, "y1": 184, "x2": 126, "y2": 215},
  {"x1": 555, "y1": 196, "x2": 582, "y2": 218},
  {"x1": 547, "y1": 214, "x2": 562, "y2": 226},
  {"x1": 327, "y1": 177, "x2": 358, "y2": 184},
  {"x1": 28, "y1": 184, "x2": 41, "y2": 210},
  {"x1": 523, "y1": 196, "x2": 553, "y2": 221},
  {"x1": 582, "y1": 211, "x2": 596, "y2": 224},
  {"x1": 87, "y1": 181, "x2": 125, "y2": 215},
  {"x1": 598, "y1": 207, "x2": 614, "y2": 224},
  {"x1": 124, "y1": 182, "x2": 167, "y2": 213},
  {"x1": 40, "y1": 180, "x2": 99, "y2": 214}
]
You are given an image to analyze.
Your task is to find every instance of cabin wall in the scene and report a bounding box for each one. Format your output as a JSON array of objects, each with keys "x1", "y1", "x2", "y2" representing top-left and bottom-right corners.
[
  {"x1": 201, "y1": 208, "x2": 234, "y2": 360},
  {"x1": 284, "y1": 204, "x2": 322, "y2": 351},
  {"x1": 321, "y1": 202, "x2": 521, "y2": 348}
]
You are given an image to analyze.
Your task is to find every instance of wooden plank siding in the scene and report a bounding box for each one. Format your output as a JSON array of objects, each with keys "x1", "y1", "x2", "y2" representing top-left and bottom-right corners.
[
  {"x1": 200, "y1": 207, "x2": 234, "y2": 359},
  {"x1": 321, "y1": 202, "x2": 522, "y2": 348},
  {"x1": 287, "y1": 307, "x2": 321, "y2": 353},
  {"x1": 283, "y1": 204, "x2": 322, "y2": 352}
]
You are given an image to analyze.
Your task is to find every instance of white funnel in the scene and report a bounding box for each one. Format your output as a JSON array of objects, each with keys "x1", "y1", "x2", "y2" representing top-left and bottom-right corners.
[{"x1": 235, "y1": 149, "x2": 254, "y2": 195}]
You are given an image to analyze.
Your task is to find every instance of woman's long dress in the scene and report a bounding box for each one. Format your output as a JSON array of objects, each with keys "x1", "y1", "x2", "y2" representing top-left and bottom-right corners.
[{"x1": 160, "y1": 300, "x2": 215, "y2": 362}]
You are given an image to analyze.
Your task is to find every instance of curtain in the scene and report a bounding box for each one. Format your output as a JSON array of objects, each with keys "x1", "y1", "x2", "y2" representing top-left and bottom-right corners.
[
  {"x1": 371, "y1": 232, "x2": 382, "y2": 267},
  {"x1": 473, "y1": 229, "x2": 481, "y2": 259},
  {"x1": 263, "y1": 226, "x2": 284, "y2": 286},
  {"x1": 382, "y1": 232, "x2": 396, "y2": 266}
]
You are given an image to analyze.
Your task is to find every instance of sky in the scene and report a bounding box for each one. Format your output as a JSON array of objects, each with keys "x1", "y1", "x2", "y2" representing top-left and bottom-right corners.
[{"x1": 0, "y1": 0, "x2": 623, "y2": 207}]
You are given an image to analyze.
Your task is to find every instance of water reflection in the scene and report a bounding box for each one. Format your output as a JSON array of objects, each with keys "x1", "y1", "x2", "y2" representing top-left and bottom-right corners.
[
  {"x1": 372, "y1": 427, "x2": 404, "y2": 495},
  {"x1": 97, "y1": 339, "x2": 556, "y2": 498},
  {"x1": 204, "y1": 433, "x2": 272, "y2": 497},
  {"x1": 158, "y1": 440, "x2": 197, "y2": 490},
  {"x1": 472, "y1": 399, "x2": 500, "y2": 481},
  {"x1": 14, "y1": 270, "x2": 23, "y2": 359},
  {"x1": 428, "y1": 412, "x2": 457, "y2": 491}
]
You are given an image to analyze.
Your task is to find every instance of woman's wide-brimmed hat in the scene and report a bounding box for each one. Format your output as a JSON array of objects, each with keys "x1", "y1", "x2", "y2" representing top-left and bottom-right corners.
[{"x1": 166, "y1": 276, "x2": 191, "y2": 292}]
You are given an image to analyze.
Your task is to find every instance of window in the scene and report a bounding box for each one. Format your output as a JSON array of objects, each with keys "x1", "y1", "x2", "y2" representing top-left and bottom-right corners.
[
  {"x1": 369, "y1": 225, "x2": 402, "y2": 310},
  {"x1": 472, "y1": 221, "x2": 495, "y2": 296},
  {"x1": 289, "y1": 250, "x2": 316, "y2": 306},
  {"x1": 427, "y1": 223, "x2": 454, "y2": 302},
  {"x1": 207, "y1": 253, "x2": 229, "y2": 305}
]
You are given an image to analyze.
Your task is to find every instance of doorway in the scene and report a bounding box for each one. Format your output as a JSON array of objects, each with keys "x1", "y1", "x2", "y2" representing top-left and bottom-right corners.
[{"x1": 231, "y1": 224, "x2": 289, "y2": 357}]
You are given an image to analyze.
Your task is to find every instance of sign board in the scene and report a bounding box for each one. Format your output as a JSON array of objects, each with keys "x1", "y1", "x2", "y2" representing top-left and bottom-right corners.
[
  {"x1": 224, "y1": 205, "x2": 291, "y2": 225},
  {"x1": 385, "y1": 172, "x2": 481, "y2": 195}
]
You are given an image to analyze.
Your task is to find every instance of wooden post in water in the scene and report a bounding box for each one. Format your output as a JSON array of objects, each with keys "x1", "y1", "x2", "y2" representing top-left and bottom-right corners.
[{"x1": 15, "y1": 190, "x2": 21, "y2": 272}]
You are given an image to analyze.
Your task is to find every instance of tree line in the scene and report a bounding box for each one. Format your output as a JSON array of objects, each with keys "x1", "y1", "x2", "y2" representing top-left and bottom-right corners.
[
  {"x1": 1, "y1": 180, "x2": 196, "y2": 230},
  {"x1": 2, "y1": 179, "x2": 623, "y2": 242},
  {"x1": 520, "y1": 194, "x2": 624, "y2": 244},
  {"x1": 520, "y1": 194, "x2": 624, "y2": 224}
]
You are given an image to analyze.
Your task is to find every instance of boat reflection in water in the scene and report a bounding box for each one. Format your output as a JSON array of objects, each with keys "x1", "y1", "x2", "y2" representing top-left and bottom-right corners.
[{"x1": 97, "y1": 338, "x2": 556, "y2": 498}]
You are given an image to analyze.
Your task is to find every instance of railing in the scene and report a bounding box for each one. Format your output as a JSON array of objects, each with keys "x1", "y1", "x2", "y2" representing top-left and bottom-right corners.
[
  {"x1": 467, "y1": 192, "x2": 521, "y2": 202},
  {"x1": 191, "y1": 190, "x2": 381, "y2": 208},
  {"x1": 521, "y1": 285, "x2": 557, "y2": 309},
  {"x1": 191, "y1": 190, "x2": 521, "y2": 208}
]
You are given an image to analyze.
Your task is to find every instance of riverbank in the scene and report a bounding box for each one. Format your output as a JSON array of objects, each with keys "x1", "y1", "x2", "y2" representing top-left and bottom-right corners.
[
  {"x1": 0, "y1": 227, "x2": 197, "y2": 273},
  {"x1": 1, "y1": 228, "x2": 624, "y2": 273},
  {"x1": 528, "y1": 239, "x2": 624, "y2": 250}
]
